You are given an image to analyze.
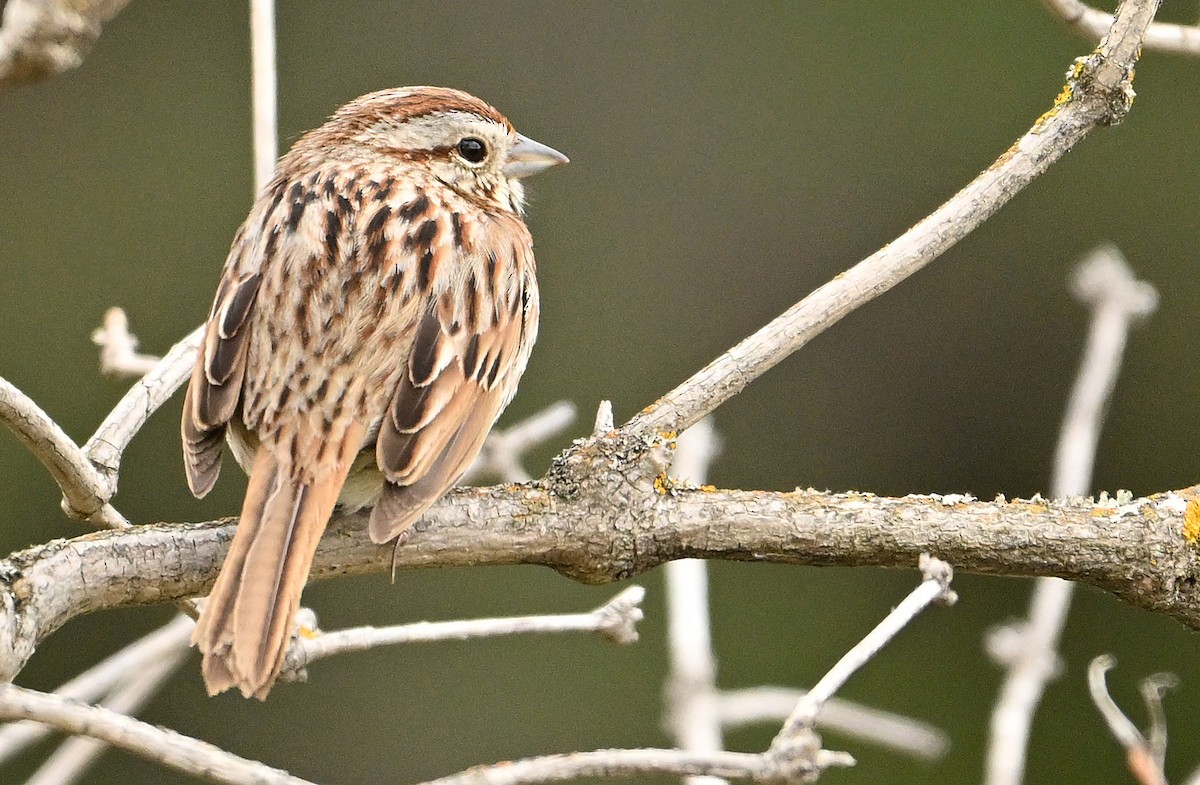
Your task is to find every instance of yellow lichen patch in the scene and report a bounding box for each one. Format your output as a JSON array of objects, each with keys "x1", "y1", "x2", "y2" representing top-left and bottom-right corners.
[
  {"x1": 1183, "y1": 499, "x2": 1200, "y2": 544},
  {"x1": 1032, "y1": 56, "x2": 1090, "y2": 132},
  {"x1": 1032, "y1": 85, "x2": 1073, "y2": 130},
  {"x1": 654, "y1": 473, "x2": 675, "y2": 495},
  {"x1": 699, "y1": 484, "x2": 716, "y2": 493},
  {"x1": 1054, "y1": 81, "x2": 1076, "y2": 108}
]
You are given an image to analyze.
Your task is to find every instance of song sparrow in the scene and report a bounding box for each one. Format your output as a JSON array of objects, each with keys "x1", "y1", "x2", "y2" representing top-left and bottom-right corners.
[{"x1": 181, "y1": 86, "x2": 567, "y2": 699}]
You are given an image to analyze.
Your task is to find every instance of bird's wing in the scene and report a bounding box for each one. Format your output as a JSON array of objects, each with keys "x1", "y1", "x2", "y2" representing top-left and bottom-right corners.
[
  {"x1": 181, "y1": 267, "x2": 263, "y2": 498},
  {"x1": 369, "y1": 211, "x2": 538, "y2": 543},
  {"x1": 180, "y1": 184, "x2": 290, "y2": 498}
]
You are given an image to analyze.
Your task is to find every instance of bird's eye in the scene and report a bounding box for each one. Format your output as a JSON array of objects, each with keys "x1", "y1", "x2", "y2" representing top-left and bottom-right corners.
[{"x1": 456, "y1": 137, "x2": 488, "y2": 164}]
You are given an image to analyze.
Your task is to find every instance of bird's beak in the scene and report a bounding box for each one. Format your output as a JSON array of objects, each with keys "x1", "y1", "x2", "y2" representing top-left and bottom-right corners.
[{"x1": 504, "y1": 133, "x2": 569, "y2": 179}]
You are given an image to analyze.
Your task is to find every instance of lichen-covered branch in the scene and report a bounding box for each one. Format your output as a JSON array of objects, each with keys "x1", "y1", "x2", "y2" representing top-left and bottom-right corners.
[{"x1": 1, "y1": 427, "x2": 1197, "y2": 682}]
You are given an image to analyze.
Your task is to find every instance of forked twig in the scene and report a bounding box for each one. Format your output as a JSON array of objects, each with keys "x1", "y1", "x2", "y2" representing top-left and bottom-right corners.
[
  {"x1": 768, "y1": 556, "x2": 956, "y2": 758},
  {"x1": 1088, "y1": 656, "x2": 1169, "y2": 785},
  {"x1": 284, "y1": 586, "x2": 644, "y2": 676},
  {"x1": 91, "y1": 308, "x2": 162, "y2": 378},
  {"x1": 83, "y1": 324, "x2": 203, "y2": 483}
]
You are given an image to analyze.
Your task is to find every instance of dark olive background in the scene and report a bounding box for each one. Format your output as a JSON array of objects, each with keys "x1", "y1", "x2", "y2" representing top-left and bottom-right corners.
[{"x1": 3, "y1": 2, "x2": 1200, "y2": 783}]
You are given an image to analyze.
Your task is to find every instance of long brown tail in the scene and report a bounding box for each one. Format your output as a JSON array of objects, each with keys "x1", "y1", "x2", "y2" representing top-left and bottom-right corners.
[{"x1": 193, "y1": 426, "x2": 361, "y2": 699}]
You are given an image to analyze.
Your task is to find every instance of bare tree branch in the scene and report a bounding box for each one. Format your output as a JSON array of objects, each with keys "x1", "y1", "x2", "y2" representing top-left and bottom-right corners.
[
  {"x1": 420, "y1": 560, "x2": 949, "y2": 785},
  {"x1": 1041, "y1": 0, "x2": 1200, "y2": 55},
  {"x1": 0, "y1": 2, "x2": 1182, "y2": 782},
  {"x1": 4, "y1": 471, "x2": 1200, "y2": 683},
  {"x1": 1139, "y1": 672, "x2": 1178, "y2": 772},
  {"x1": 769, "y1": 556, "x2": 955, "y2": 757},
  {"x1": 0, "y1": 376, "x2": 126, "y2": 528},
  {"x1": 623, "y1": 0, "x2": 1157, "y2": 439},
  {"x1": 417, "y1": 747, "x2": 853, "y2": 785},
  {"x1": 82, "y1": 324, "x2": 203, "y2": 486},
  {"x1": 0, "y1": 562, "x2": 947, "y2": 785},
  {"x1": 0, "y1": 615, "x2": 192, "y2": 767},
  {"x1": 0, "y1": 0, "x2": 129, "y2": 89},
  {"x1": 0, "y1": 684, "x2": 318, "y2": 785},
  {"x1": 1053, "y1": 246, "x2": 1158, "y2": 497},
  {"x1": 283, "y1": 586, "x2": 645, "y2": 676},
  {"x1": 717, "y1": 688, "x2": 948, "y2": 761},
  {"x1": 23, "y1": 647, "x2": 187, "y2": 785},
  {"x1": 249, "y1": 0, "x2": 277, "y2": 192}
]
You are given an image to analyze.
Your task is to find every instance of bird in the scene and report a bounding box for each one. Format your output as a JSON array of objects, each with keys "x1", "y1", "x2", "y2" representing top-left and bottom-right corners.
[{"x1": 180, "y1": 86, "x2": 567, "y2": 699}]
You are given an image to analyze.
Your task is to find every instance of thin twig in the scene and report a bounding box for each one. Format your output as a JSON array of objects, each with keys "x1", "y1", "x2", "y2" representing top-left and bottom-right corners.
[
  {"x1": 1054, "y1": 245, "x2": 1158, "y2": 497},
  {"x1": 768, "y1": 555, "x2": 956, "y2": 757},
  {"x1": 1040, "y1": 0, "x2": 1200, "y2": 55},
  {"x1": 249, "y1": 0, "x2": 277, "y2": 192},
  {"x1": 0, "y1": 376, "x2": 125, "y2": 527},
  {"x1": 623, "y1": 0, "x2": 1159, "y2": 440},
  {"x1": 285, "y1": 586, "x2": 644, "y2": 674},
  {"x1": 663, "y1": 419, "x2": 725, "y2": 785},
  {"x1": 1139, "y1": 672, "x2": 1179, "y2": 771},
  {"x1": 0, "y1": 684, "x2": 319, "y2": 785},
  {"x1": 91, "y1": 308, "x2": 162, "y2": 378},
  {"x1": 23, "y1": 646, "x2": 188, "y2": 785},
  {"x1": 83, "y1": 324, "x2": 203, "y2": 483},
  {"x1": 0, "y1": 615, "x2": 193, "y2": 767},
  {"x1": 419, "y1": 748, "x2": 854, "y2": 785},
  {"x1": 1087, "y1": 656, "x2": 1168, "y2": 785},
  {"x1": 421, "y1": 561, "x2": 954, "y2": 785},
  {"x1": 717, "y1": 687, "x2": 948, "y2": 761},
  {"x1": 984, "y1": 245, "x2": 1156, "y2": 785}
]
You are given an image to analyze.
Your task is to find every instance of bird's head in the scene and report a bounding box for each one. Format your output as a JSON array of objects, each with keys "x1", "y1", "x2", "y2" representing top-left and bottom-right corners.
[{"x1": 315, "y1": 86, "x2": 568, "y2": 214}]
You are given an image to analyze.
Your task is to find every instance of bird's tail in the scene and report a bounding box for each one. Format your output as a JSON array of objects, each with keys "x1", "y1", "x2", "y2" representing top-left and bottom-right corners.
[{"x1": 192, "y1": 424, "x2": 362, "y2": 699}]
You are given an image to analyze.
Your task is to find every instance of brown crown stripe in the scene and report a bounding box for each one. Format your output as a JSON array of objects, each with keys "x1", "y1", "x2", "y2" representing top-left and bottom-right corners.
[{"x1": 337, "y1": 87, "x2": 513, "y2": 131}]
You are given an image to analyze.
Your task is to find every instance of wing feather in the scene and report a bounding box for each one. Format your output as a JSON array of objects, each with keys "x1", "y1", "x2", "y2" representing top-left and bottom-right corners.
[
  {"x1": 182, "y1": 269, "x2": 264, "y2": 497},
  {"x1": 369, "y1": 239, "x2": 535, "y2": 544}
]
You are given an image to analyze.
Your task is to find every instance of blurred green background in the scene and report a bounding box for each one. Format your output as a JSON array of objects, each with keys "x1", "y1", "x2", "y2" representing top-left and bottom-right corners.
[{"x1": 2, "y1": 1, "x2": 1200, "y2": 783}]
